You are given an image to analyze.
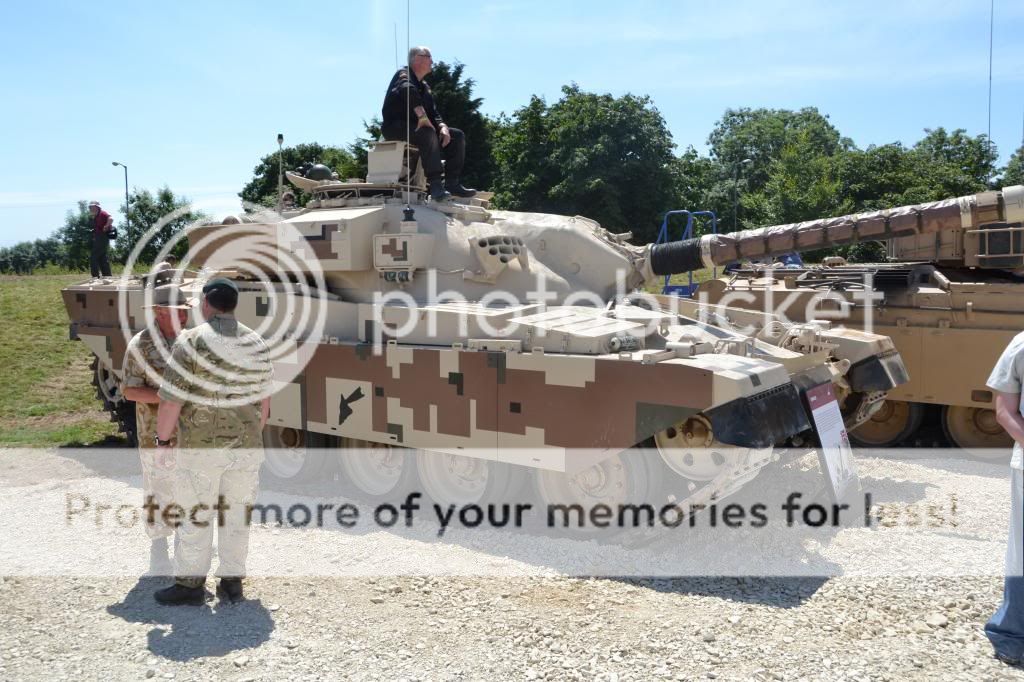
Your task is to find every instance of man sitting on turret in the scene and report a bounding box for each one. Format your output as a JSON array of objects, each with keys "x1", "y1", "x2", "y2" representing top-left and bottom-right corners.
[{"x1": 381, "y1": 46, "x2": 476, "y2": 202}]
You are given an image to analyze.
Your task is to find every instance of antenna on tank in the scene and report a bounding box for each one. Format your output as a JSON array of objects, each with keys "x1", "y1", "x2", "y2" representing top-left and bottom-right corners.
[
  {"x1": 403, "y1": 0, "x2": 413, "y2": 217},
  {"x1": 987, "y1": 0, "x2": 994, "y2": 176},
  {"x1": 276, "y1": 133, "x2": 284, "y2": 214}
]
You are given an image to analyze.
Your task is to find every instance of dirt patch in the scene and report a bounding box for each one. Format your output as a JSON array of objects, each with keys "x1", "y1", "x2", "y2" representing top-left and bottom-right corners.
[{"x1": 0, "y1": 409, "x2": 106, "y2": 430}]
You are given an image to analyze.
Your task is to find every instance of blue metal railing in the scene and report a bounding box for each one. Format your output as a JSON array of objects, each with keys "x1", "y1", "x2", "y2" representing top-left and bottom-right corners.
[{"x1": 654, "y1": 210, "x2": 718, "y2": 297}]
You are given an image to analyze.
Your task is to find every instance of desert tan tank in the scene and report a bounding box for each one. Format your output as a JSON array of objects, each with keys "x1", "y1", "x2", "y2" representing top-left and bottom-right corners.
[
  {"x1": 61, "y1": 142, "x2": 909, "y2": 532},
  {"x1": 669, "y1": 185, "x2": 1024, "y2": 455}
]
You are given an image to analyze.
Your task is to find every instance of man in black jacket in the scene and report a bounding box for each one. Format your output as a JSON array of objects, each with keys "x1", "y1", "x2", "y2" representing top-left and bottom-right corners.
[{"x1": 381, "y1": 46, "x2": 476, "y2": 201}]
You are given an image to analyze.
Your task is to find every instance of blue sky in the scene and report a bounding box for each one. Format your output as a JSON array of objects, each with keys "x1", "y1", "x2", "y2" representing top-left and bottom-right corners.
[{"x1": 2, "y1": 0, "x2": 1023, "y2": 246}]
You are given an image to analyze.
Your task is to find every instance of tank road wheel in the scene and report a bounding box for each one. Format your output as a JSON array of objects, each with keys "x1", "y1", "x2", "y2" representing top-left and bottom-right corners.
[
  {"x1": 261, "y1": 426, "x2": 335, "y2": 484},
  {"x1": 941, "y1": 405, "x2": 1013, "y2": 459},
  {"x1": 90, "y1": 356, "x2": 137, "y2": 446},
  {"x1": 416, "y1": 452, "x2": 529, "y2": 507},
  {"x1": 337, "y1": 439, "x2": 418, "y2": 503},
  {"x1": 653, "y1": 417, "x2": 768, "y2": 502},
  {"x1": 533, "y1": 453, "x2": 655, "y2": 537},
  {"x1": 848, "y1": 400, "x2": 924, "y2": 447},
  {"x1": 654, "y1": 416, "x2": 734, "y2": 481}
]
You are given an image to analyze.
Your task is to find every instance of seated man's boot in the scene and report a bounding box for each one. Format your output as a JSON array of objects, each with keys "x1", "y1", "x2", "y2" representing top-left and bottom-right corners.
[
  {"x1": 428, "y1": 179, "x2": 451, "y2": 202},
  {"x1": 444, "y1": 180, "x2": 477, "y2": 198},
  {"x1": 217, "y1": 578, "x2": 244, "y2": 603},
  {"x1": 154, "y1": 582, "x2": 206, "y2": 606}
]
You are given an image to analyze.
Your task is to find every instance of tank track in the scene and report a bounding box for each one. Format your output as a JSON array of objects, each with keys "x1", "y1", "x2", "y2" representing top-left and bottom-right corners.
[
  {"x1": 90, "y1": 356, "x2": 137, "y2": 447},
  {"x1": 617, "y1": 444, "x2": 776, "y2": 548}
]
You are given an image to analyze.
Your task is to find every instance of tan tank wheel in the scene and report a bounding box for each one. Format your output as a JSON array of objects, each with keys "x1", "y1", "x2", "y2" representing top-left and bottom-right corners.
[
  {"x1": 654, "y1": 416, "x2": 735, "y2": 481},
  {"x1": 337, "y1": 439, "x2": 417, "y2": 503},
  {"x1": 262, "y1": 426, "x2": 333, "y2": 484},
  {"x1": 941, "y1": 405, "x2": 1013, "y2": 459},
  {"x1": 848, "y1": 400, "x2": 924, "y2": 447},
  {"x1": 534, "y1": 453, "x2": 654, "y2": 536},
  {"x1": 416, "y1": 452, "x2": 528, "y2": 507}
]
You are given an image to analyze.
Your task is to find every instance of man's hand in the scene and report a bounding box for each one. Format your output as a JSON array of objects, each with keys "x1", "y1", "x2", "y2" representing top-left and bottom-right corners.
[
  {"x1": 155, "y1": 445, "x2": 176, "y2": 470},
  {"x1": 995, "y1": 392, "x2": 1024, "y2": 447},
  {"x1": 416, "y1": 116, "x2": 435, "y2": 131},
  {"x1": 439, "y1": 125, "x2": 451, "y2": 148}
]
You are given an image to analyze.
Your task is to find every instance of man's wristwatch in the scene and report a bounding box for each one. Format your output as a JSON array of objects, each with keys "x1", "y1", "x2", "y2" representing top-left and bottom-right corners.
[{"x1": 155, "y1": 436, "x2": 172, "y2": 447}]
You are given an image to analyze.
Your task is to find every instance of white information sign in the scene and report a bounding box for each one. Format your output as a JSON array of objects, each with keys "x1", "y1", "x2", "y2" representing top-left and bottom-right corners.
[{"x1": 806, "y1": 383, "x2": 859, "y2": 500}]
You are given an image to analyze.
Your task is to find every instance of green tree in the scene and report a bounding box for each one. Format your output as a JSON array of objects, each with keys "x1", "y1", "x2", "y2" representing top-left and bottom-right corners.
[
  {"x1": 833, "y1": 143, "x2": 927, "y2": 209},
  {"x1": 113, "y1": 186, "x2": 206, "y2": 265},
  {"x1": 55, "y1": 201, "x2": 96, "y2": 271},
  {"x1": 32, "y1": 237, "x2": 64, "y2": 268},
  {"x1": 911, "y1": 127, "x2": 997, "y2": 196},
  {"x1": 704, "y1": 107, "x2": 849, "y2": 231},
  {"x1": 670, "y1": 147, "x2": 716, "y2": 214},
  {"x1": 7, "y1": 241, "x2": 38, "y2": 274},
  {"x1": 1001, "y1": 146, "x2": 1024, "y2": 187},
  {"x1": 491, "y1": 96, "x2": 552, "y2": 213},
  {"x1": 239, "y1": 143, "x2": 360, "y2": 208},
  {"x1": 492, "y1": 85, "x2": 676, "y2": 242},
  {"x1": 751, "y1": 128, "x2": 847, "y2": 226}
]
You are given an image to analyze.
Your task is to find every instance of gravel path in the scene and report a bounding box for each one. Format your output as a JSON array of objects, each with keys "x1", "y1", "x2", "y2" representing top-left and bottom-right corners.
[{"x1": 0, "y1": 448, "x2": 1022, "y2": 681}]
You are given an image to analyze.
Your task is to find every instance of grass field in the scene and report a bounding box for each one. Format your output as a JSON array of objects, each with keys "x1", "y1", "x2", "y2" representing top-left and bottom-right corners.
[{"x1": 0, "y1": 274, "x2": 122, "y2": 446}]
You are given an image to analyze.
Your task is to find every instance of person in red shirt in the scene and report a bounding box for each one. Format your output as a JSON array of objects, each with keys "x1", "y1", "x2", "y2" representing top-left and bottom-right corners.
[{"x1": 88, "y1": 200, "x2": 113, "y2": 277}]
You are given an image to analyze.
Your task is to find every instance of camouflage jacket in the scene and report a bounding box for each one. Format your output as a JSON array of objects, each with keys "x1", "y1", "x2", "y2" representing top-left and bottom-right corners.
[
  {"x1": 158, "y1": 314, "x2": 273, "y2": 449},
  {"x1": 123, "y1": 328, "x2": 177, "y2": 447}
]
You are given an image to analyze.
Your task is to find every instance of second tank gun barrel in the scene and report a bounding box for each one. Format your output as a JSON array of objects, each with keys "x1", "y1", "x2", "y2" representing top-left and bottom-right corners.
[{"x1": 648, "y1": 185, "x2": 1024, "y2": 272}]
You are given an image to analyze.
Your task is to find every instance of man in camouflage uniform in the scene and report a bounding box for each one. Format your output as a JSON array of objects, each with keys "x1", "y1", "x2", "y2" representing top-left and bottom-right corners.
[
  {"x1": 153, "y1": 277, "x2": 273, "y2": 605},
  {"x1": 121, "y1": 285, "x2": 194, "y2": 575}
]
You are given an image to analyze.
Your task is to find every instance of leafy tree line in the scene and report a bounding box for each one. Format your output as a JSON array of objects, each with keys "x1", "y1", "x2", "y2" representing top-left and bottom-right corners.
[
  {"x1": 0, "y1": 189, "x2": 204, "y2": 275},
  {"x1": 241, "y1": 61, "x2": 1022, "y2": 256}
]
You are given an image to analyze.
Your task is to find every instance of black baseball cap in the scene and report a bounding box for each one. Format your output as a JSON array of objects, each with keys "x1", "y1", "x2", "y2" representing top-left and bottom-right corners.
[{"x1": 202, "y1": 277, "x2": 239, "y2": 311}]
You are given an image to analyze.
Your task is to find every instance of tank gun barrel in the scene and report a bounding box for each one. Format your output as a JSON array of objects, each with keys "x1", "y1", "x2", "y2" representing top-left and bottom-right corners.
[{"x1": 647, "y1": 185, "x2": 1024, "y2": 272}]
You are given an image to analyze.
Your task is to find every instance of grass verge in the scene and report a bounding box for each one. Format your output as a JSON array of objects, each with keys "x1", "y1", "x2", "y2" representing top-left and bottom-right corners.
[{"x1": 0, "y1": 274, "x2": 123, "y2": 446}]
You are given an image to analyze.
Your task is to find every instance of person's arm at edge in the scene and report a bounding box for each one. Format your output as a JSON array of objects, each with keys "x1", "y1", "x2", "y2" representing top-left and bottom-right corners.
[
  {"x1": 260, "y1": 397, "x2": 270, "y2": 430},
  {"x1": 995, "y1": 392, "x2": 1024, "y2": 447}
]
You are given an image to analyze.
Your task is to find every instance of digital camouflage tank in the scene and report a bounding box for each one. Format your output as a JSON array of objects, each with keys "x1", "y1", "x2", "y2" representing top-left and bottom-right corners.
[
  {"x1": 62, "y1": 142, "x2": 909, "y2": 527},
  {"x1": 672, "y1": 185, "x2": 1024, "y2": 456}
]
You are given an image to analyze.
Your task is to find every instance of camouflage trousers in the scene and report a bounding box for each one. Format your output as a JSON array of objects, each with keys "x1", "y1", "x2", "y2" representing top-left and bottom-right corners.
[
  {"x1": 172, "y1": 448, "x2": 263, "y2": 588},
  {"x1": 139, "y1": 449, "x2": 175, "y2": 540}
]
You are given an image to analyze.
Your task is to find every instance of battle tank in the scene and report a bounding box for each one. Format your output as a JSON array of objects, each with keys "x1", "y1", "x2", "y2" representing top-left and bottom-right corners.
[
  {"x1": 62, "y1": 141, "x2": 909, "y2": 526},
  {"x1": 666, "y1": 185, "x2": 1024, "y2": 455}
]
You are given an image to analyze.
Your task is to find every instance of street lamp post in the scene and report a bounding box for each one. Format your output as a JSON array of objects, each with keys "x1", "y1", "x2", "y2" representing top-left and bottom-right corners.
[
  {"x1": 276, "y1": 133, "x2": 284, "y2": 213},
  {"x1": 732, "y1": 158, "x2": 753, "y2": 232},
  {"x1": 111, "y1": 161, "x2": 129, "y2": 234}
]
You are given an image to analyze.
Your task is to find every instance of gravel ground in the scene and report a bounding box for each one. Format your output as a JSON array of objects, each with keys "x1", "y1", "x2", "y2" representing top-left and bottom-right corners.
[{"x1": 1, "y1": 448, "x2": 1023, "y2": 681}]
